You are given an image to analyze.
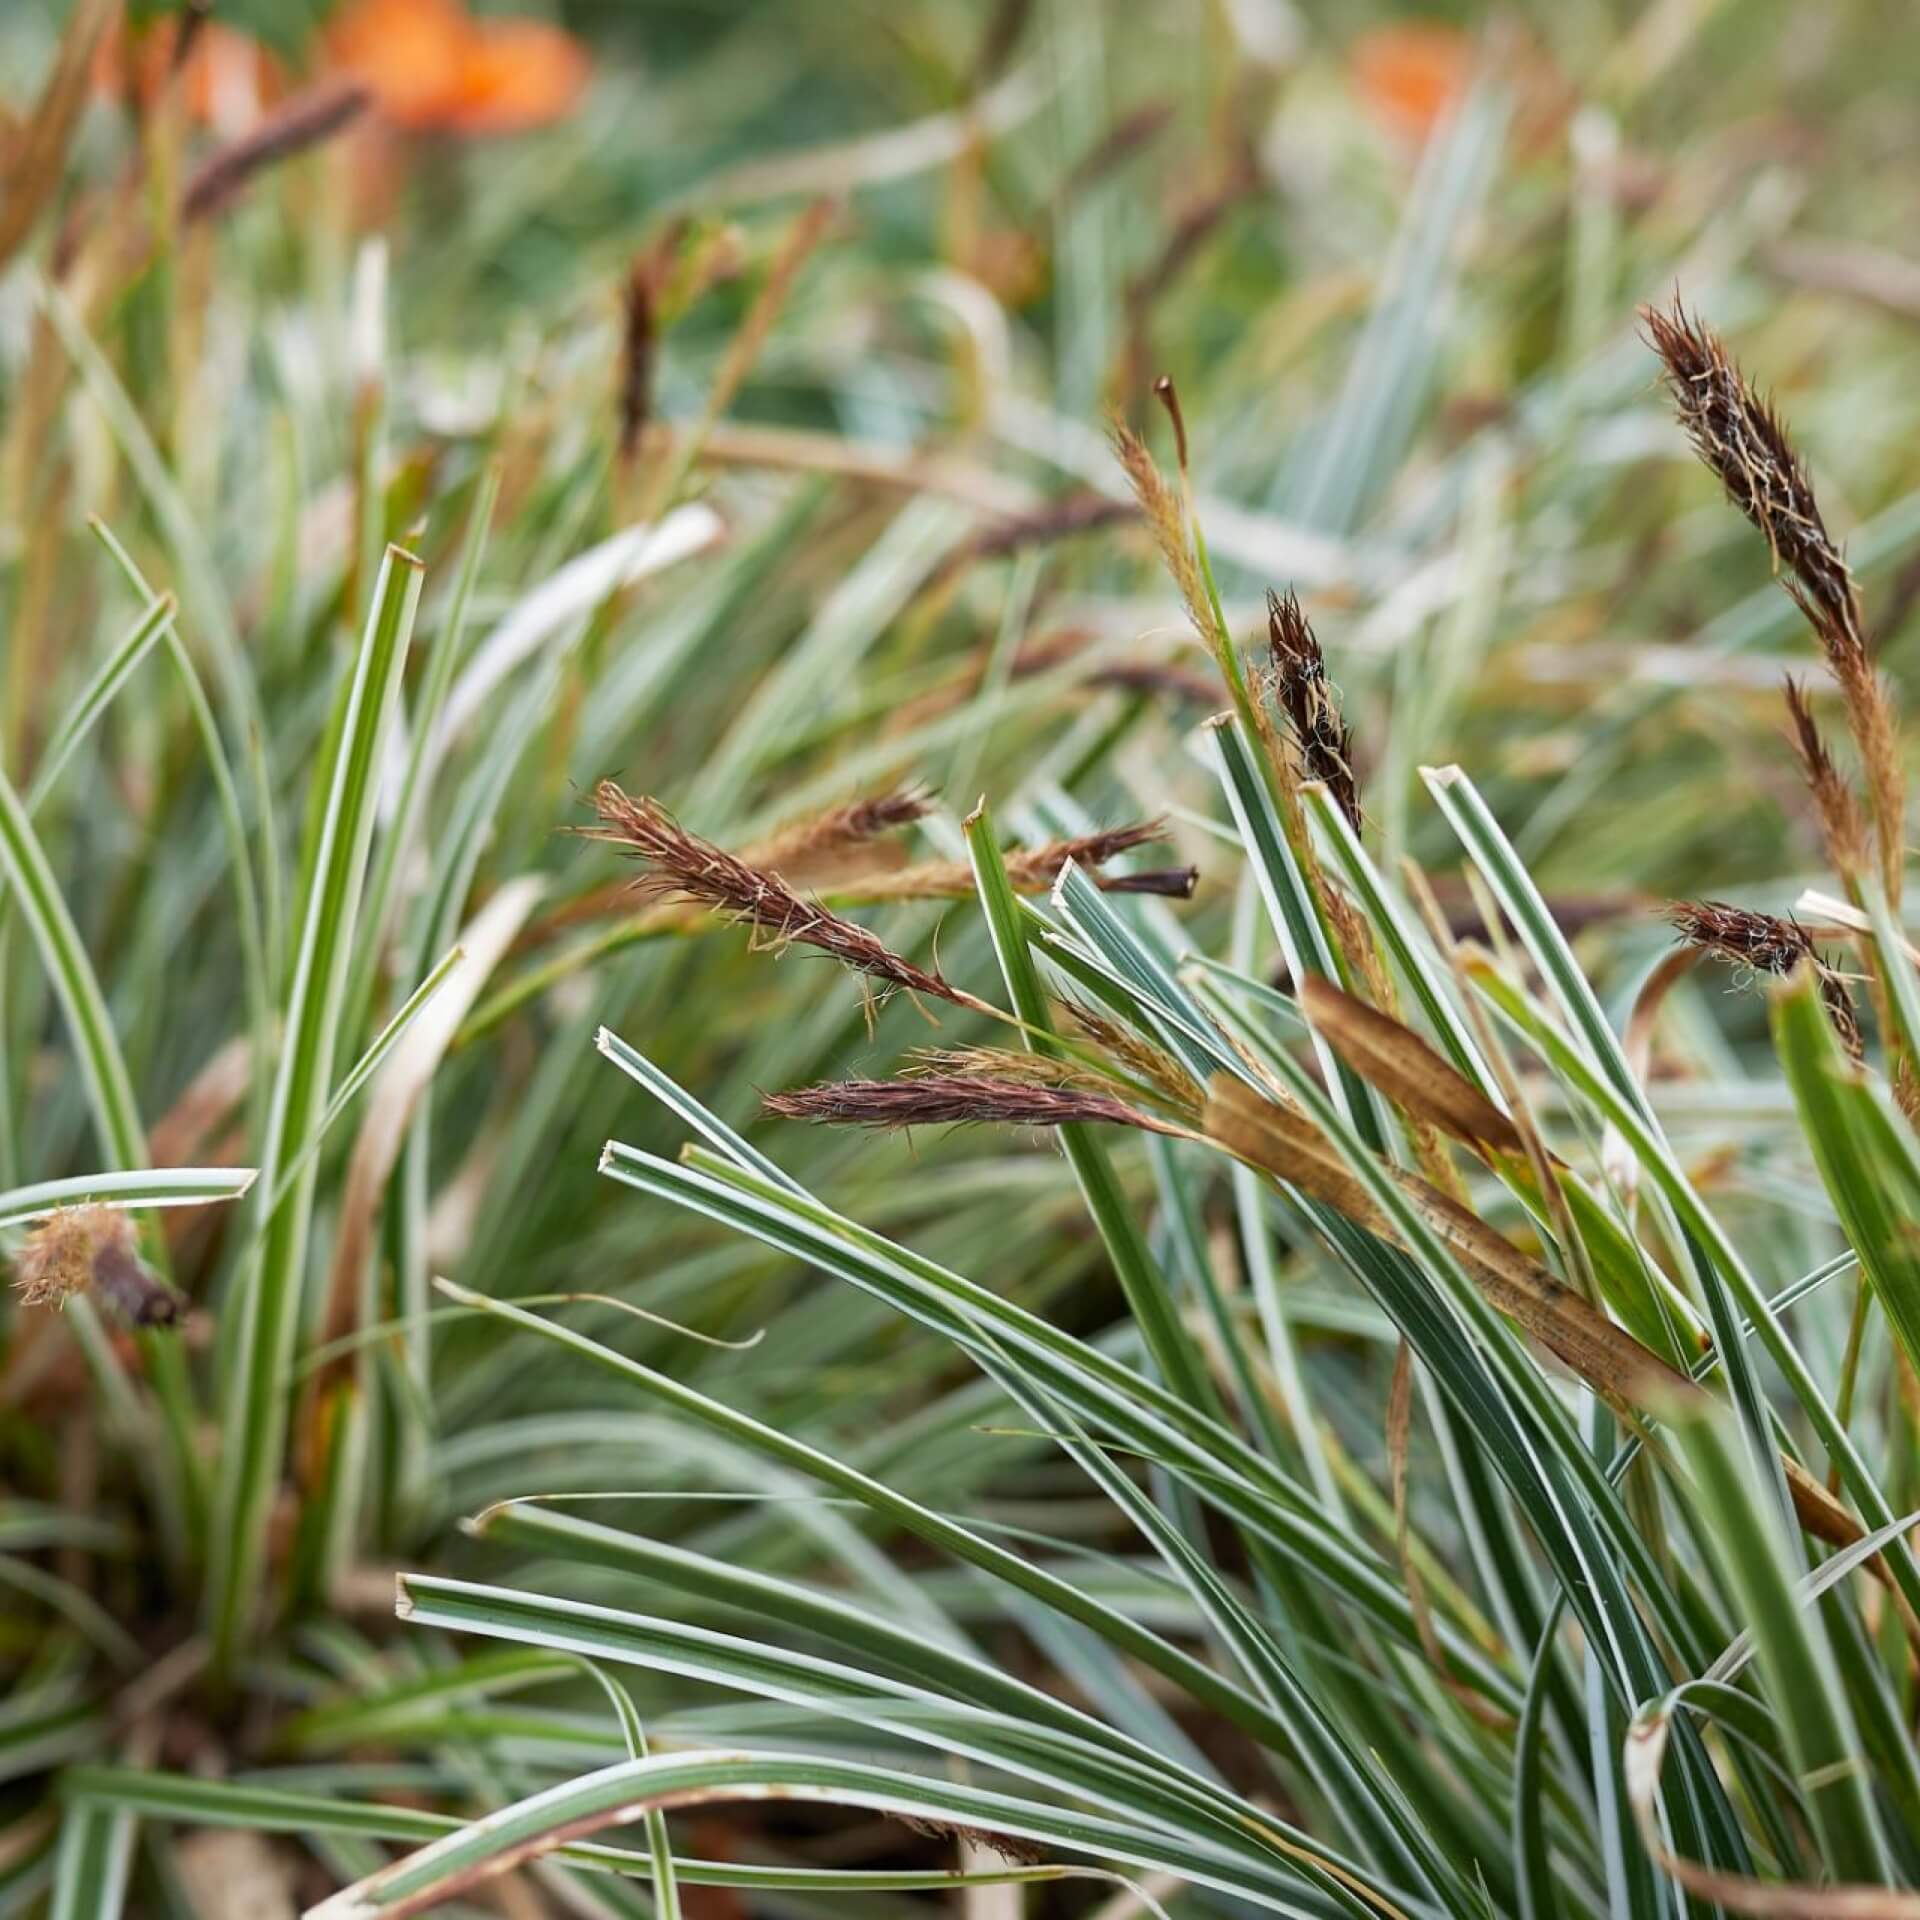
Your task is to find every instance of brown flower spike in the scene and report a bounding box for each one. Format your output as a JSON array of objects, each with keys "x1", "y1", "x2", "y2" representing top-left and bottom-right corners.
[
  {"x1": 1644, "y1": 300, "x2": 1903, "y2": 902},
  {"x1": 588, "y1": 782, "x2": 994, "y2": 1015},
  {"x1": 763, "y1": 1075, "x2": 1182, "y2": 1136},
  {"x1": 1666, "y1": 898, "x2": 1864, "y2": 1061},
  {"x1": 1267, "y1": 588, "x2": 1360, "y2": 831}
]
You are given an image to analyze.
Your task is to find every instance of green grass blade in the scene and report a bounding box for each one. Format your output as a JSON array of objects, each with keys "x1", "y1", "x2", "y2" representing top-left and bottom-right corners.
[
  {"x1": 0, "y1": 1167, "x2": 256, "y2": 1230},
  {"x1": 965, "y1": 804, "x2": 1221, "y2": 1415},
  {"x1": 210, "y1": 545, "x2": 424, "y2": 1674},
  {"x1": 47, "y1": 1798, "x2": 134, "y2": 1920}
]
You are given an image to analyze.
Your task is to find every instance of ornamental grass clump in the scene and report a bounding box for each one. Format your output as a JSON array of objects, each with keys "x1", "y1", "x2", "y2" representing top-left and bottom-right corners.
[
  {"x1": 316, "y1": 311, "x2": 1920, "y2": 1919},
  {"x1": 15, "y1": 0, "x2": 1920, "y2": 1909}
]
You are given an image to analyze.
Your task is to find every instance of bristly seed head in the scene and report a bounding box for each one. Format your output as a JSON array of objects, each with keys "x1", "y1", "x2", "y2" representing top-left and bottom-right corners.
[
  {"x1": 848, "y1": 820, "x2": 1196, "y2": 903},
  {"x1": 763, "y1": 1075, "x2": 1179, "y2": 1135},
  {"x1": 1782, "y1": 676, "x2": 1869, "y2": 878},
  {"x1": 749, "y1": 785, "x2": 936, "y2": 881},
  {"x1": 1266, "y1": 588, "x2": 1360, "y2": 830},
  {"x1": 1646, "y1": 301, "x2": 1904, "y2": 905},
  {"x1": 586, "y1": 782, "x2": 989, "y2": 1014},
  {"x1": 1666, "y1": 899, "x2": 1818, "y2": 978},
  {"x1": 11, "y1": 1207, "x2": 188, "y2": 1325},
  {"x1": 1109, "y1": 414, "x2": 1213, "y2": 652},
  {"x1": 1666, "y1": 898, "x2": 1864, "y2": 1061},
  {"x1": 1641, "y1": 299, "x2": 1863, "y2": 655}
]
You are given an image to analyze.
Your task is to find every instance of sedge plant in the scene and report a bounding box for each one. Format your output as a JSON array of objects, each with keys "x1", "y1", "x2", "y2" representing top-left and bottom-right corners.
[
  {"x1": 269, "y1": 310, "x2": 1920, "y2": 1919},
  {"x1": 12, "y1": 1, "x2": 1920, "y2": 1914}
]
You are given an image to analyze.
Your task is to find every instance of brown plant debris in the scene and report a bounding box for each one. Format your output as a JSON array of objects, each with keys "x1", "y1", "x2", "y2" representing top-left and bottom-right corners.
[
  {"x1": 897, "y1": 1815, "x2": 1047, "y2": 1868},
  {"x1": 180, "y1": 80, "x2": 371, "y2": 224},
  {"x1": 12, "y1": 1207, "x2": 188, "y2": 1327}
]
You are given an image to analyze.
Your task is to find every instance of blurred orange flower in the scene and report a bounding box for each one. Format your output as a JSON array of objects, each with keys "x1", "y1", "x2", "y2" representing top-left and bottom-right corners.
[
  {"x1": 327, "y1": 0, "x2": 589, "y2": 135},
  {"x1": 1349, "y1": 22, "x2": 1472, "y2": 141}
]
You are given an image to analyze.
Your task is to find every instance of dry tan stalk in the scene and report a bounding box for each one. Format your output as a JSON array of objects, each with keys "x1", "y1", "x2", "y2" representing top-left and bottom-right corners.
[
  {"x1": 179, "y1": 81, "x2": 370, "y2": 224},
  {"x1": 0, "y1": 0, "x2": 116, "y2": 271}
]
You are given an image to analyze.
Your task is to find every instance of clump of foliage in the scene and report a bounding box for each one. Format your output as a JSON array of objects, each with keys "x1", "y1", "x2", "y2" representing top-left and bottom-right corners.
[
  {"x1": 10, "y1": 0, "x2": 1920, "y2": 1914},
  {"x1": 297, "y1": 307, "x2": 1920, "y2": 1918}
]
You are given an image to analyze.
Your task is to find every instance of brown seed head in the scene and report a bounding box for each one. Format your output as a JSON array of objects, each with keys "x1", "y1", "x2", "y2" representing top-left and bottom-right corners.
[
  {"x1": 587, "y1": 783, "x2": 985, "y2": 1012},
  {"x1": 763, "y1": 1074, "x2": 1175, "y2": 1135},
  {"x1": 1782, "y1": 677, "x2": 1869, "y2": 878},
  {"x1": 1666, "y1": 897, "x2": 1864, "y2": 1061},
  {"x1": 1266, "y1": 588, "x2": 1360, "y2": 830},
  {"x1": 1666, "y1": 899, "x2": 1817, "y2": 978},
  {"x1": 749, "y1": 786, "x2": 936, "y2": 881},
  {"x1": 1109, "y1": 415, "x2": 1212, "y2": 648},
  {"x1": 847, "y1": 821, "x2": 1195, "y2": 903},
  {"x1": 1641, "y1": 300, "x2": 1863, "y2": 654}
]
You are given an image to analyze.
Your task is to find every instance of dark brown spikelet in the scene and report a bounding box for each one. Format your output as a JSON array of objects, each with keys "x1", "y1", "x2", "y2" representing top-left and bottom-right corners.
[
  {"x1": 1266, "y1": 589, "x2": 1359, "y2": 830},
  {"x1": 764, "y1": 1075, "x2": 1179, "y2": 1136},
  {"x1": 587, "y1": 782, "x2": 988, "y2": 1013},
  {"x1": 1646, "y1": 302, "x2": 1904, "y2": 900},
  {"x1": 1642, "y1": 301, "x2": 1860, "y2": 644},
  {"x1": 180, "y1": 80, "x2": 371, "y2": 224},
  {"x1": 1097, "y1": 865, "x2": 1201, "y2": 898},
  {"x1": 1783, "y1": 676, "x2": 1869, "y2": 878},
  {"x1": 618, "y1": 261, "x2": 658, "y2": 463},
  {"x1": 1004, "y1": 820, "x2": 1186, "y2": 895},
  {"x1": 12, "y1": 1207, "x2": 188, "y2": 1325},
  {"x1": 1666, "y1": 899, "x2": 1864, "y2": 1061},
  {"x1": 1667, "y1": 899, "x2": 1819, "y2": 978}
]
